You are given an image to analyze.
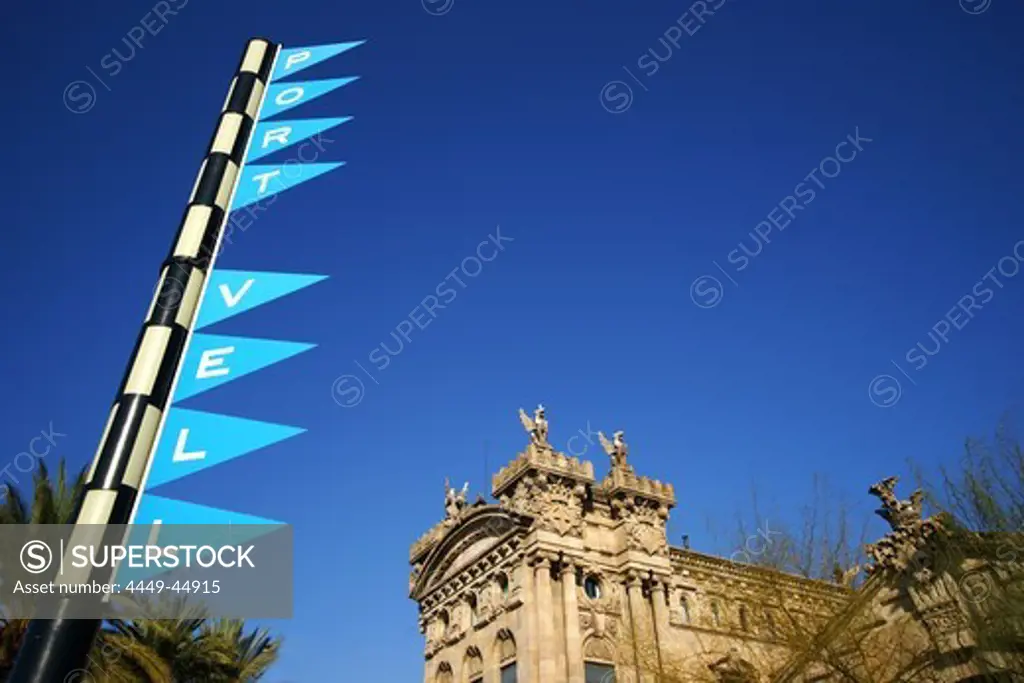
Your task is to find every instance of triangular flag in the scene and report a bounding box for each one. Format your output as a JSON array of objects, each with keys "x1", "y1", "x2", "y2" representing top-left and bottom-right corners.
[
  {"x1": 260, "y1": 78, "x2": 358, "y2": 119},
  {"x1": 146, "y1": 408, "x2": 305, "y2": 489},
  {"x1": 232, "y1": 162, "x2": 344, "y2": 210},
  {"x1": 246, "y1": 117, "x2": 351, "y2": 162},
  {"x1": 133, "y1": 494, "x2": 285, "y2": 527},
  {"x1": 173, "y1": 333, "x2": 315, "y2": 401},
  {"x1": 119, "y1": 495, "x2": 285, "y2": 585},
  {"x1": 196, "y1": 270, "x2": 327, "y2": 329},
  {"x1": 272, "y1": 41, "x2": 365, "y2": 81}
]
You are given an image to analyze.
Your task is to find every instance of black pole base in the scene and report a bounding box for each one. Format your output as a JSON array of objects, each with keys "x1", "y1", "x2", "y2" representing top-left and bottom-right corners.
[{"x1": 8, "y1": 616, "x2": 101, "y2": 683}]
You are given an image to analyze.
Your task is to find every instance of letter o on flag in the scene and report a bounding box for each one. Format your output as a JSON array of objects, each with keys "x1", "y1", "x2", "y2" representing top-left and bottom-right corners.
[{"x1": 275, "y1": 87, "x2": 304, "y2": 106}]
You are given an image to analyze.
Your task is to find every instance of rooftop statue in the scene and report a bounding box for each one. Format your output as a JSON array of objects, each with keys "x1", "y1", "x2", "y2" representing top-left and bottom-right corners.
[
  {"x1": 599, "y1": 429, "x2": 629, "y2": 471},
  {"x1": 869, "y1": 475, "x2": 925, "y2": 531},
  {"x1": 444, "y1": 478, "x2": 469, "y2": 521},
  {"x1": 864, "y1": 475, "x2": 944, "y2": 576},
  {"x1": 518, "y1": 404, "x2": 549, "y2": 447}
]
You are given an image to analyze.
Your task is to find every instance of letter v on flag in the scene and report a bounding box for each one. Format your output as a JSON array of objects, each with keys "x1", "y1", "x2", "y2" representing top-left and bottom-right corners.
[
  {"x1": 272, "y1": 41, "x2": 365, "y2": 81},
  {"x1": 232, "y1": 162, "x2": 344, "y2": 210},
  {"x1": 174, "y1": 333, "x2": 315, "y2": 401},
  {"x1": 247, "y1": 118, "x2": 351, "y2": 162},
  {"x1": 146, "y1": 408, "x2": 305, "y2": 489},
  {"x1": 196, "y1": 270, "x2": 327, "y2": 329}
]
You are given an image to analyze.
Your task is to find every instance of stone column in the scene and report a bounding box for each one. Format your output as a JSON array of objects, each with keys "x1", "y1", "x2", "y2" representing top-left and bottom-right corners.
[
  {"x1": 625, "y1": 573, "x2": 651, "y2": 683},
  {"x1": 535, "y1": 554, "x2": 558, "y2": 683},
  {"x1": 522, "y1": 557, "x2": 538, "y2": 683},
  {"x1": 421, "y1": 621, "x2": 430, "y2": 683},
  {"x1": 561, "y1": 560, "x2": 585, "y2": 683},
  {"x1": 649, "y1": 578, "x2": 669, "y2": 678},
  {"x1": 483, "y1": 596, "x2": 499, "y2": 683}
]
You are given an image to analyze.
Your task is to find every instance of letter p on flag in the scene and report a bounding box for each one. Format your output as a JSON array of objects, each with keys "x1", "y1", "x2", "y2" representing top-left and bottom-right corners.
[{"x1": 271, "y1": 41, "x2": 365, "y2": 81}]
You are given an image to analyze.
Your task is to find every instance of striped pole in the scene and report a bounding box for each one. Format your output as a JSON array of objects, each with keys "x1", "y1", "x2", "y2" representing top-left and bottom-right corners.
[{"x1": 9, "y1": 37, "x2": 279, "y2": 683}]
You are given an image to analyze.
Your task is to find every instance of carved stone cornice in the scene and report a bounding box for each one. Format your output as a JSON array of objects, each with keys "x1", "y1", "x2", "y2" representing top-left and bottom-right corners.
[
  {"x1": 411, "y1": 519, "x2": 449, "y2": 563},
  {"x1": 532, "y1": 551, "x2": 555, "y2": 569},
  {"x1": 492, "y1": 443, "x2": 594, "y2": 498},
  {"x1": 496, "y1": 463, "x2": 591, "y2": 538},
  {"x1": 599, "y1": 467, "x2": 676, "y2": 558},
  {"x1": 669, "y1": 547, "x2": 851, "y2": 602},
  {"x1": 600, "y1": 466, "x2": 676, "y2": 507},
  {"x1": 863, "y1": 476, "x2": 948, "y2": 578},
  {"x1": 411, "y1": 506, "x2": 526, "y2": 602}
]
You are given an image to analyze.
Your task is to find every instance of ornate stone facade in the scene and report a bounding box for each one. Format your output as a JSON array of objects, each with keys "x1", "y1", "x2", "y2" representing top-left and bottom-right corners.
[{"x1": 410, "y1": 408, "x2": 1023, "y2": 683}]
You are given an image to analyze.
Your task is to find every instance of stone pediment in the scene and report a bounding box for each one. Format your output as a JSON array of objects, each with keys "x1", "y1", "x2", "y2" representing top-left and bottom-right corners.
[{"x1": 410, "y1": 506, "x2": 525, "y2": 600}]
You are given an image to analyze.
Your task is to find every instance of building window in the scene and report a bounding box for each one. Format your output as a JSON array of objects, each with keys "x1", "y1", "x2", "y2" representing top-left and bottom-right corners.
[
  {"x1": 499, "y1": 663, "x2": 517, "y2": 683},
  {"x1": 464, "y1": 646, "x2": 483, "y2": 683},
  {"x1": 584, "y1": 576, "x2": 602, "y2": 600},
  {"x1": 710, "y1": 601, "x2": 720, "y2": 627},
  {"x1": 739, "y1": 605, "x2": 749, "y2": 631},
  {"x1": 585, "y1": 662, "x2": 615, "y2": 683},
  {"x1": 496, "y1": 573, "x2": 509, "y2": 599},
  {"x1": 764, "y1": 608, "x2": 776, "y2": 636},
  {"x1": 467, "y1": 594, "x2": 478, "y2": 626},
  {"x1": 436, "y1": 663, "x2": 453, "y2": 683},
  {"x1": 496, "y1": 629, "x2": 517, "y2": 682},
  {"x1": 680, "y1": 596, "x2": 690, "y2": 624}
]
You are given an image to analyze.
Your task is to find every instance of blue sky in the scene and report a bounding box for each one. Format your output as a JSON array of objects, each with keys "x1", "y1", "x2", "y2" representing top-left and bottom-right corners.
[{"x1": 4, "y1": 0, "x2": 1024, "y2": 680}]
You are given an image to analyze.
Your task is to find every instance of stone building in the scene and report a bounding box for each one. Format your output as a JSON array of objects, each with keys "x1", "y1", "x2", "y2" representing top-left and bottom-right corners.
[{"x1": 408, "y1": 407, "x2": 1022, "y2": 683}]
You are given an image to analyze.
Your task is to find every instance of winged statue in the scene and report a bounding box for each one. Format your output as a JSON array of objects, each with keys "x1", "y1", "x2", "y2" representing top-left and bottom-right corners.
[
  {"x1": 599, "y1": 430, "x2": 629, "y2": 470},
  {"x1": 444, "y1": 478, "x2": 469, "y2": 520},
  {"x1": 518, "y1": 404, "x2": 549, "y2": 446}
]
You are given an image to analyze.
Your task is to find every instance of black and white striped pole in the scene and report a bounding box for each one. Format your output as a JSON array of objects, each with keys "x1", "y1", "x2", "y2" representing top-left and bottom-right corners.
[{"x1": 9, "y1": 37, "x2": 279, "y2": 683}]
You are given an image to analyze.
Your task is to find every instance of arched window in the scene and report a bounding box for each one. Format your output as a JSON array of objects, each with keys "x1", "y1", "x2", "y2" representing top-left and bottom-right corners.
[
  {"x1": 436, "y1": 662, "x2": 453, "y2": 683},
  {"x1": 764, "y1": 608, "x2": 776, "y2": 636},
  {"x1": 495, "y1": 629, "x2": 517, "y2": 683},
  {"x1": 739, "y1": 605, "x2": 749, "y2": 631},
  {"x1": 584, "y1": 637, "x2": 616, "y2": 683},
  {"x1": 467, "y1": 593, "x2": 479, "y2": 626},
  {"x1": 680, "y1": 595, "x2": 691, "y2": 624},
  {"x1": 495, "y1": 573, "x2": 510, "y2": 600},
  {"x1": 438, "y1": 609, "x2": 450, "y2": 635},
  {"x1": 710, "y1": 600, "x2": 721, "y2": 627},
  {"x1": 583, "y1": 575, "x2": 602, "y2": 600},
  {"x1": 463, "y1": 646, "x2": 483, "y2": 683}
]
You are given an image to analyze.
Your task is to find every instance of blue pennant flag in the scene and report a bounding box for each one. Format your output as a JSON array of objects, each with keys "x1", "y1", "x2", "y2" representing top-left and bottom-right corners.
[
  {"x1": 247, "y1": 117, "x2": 351, "y2": 162},
  {"x1": 261, "y1": 78, "x2": 358, "y2": 119},
  {"x1": 174, "y1": 333, "x2": 315, "y2": 401},
  {"x1": 232, "y1": 162, "x2": 344, "y2": 210},
  {"x1": 132, "y1": 494, "x2": 285, "y2": 527},
  {"x1": 146, "y1": 408, "x2": 305, "y2": 489},
  {"x1": 196, "y1": 270, "x2": 327, "y2": 330},
  {"x1": 272, "y1": 41, "x2": 365, "y2": 82},
  {"x1": 120, "y1": 495, "x2": 285, "y2": 585}
]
